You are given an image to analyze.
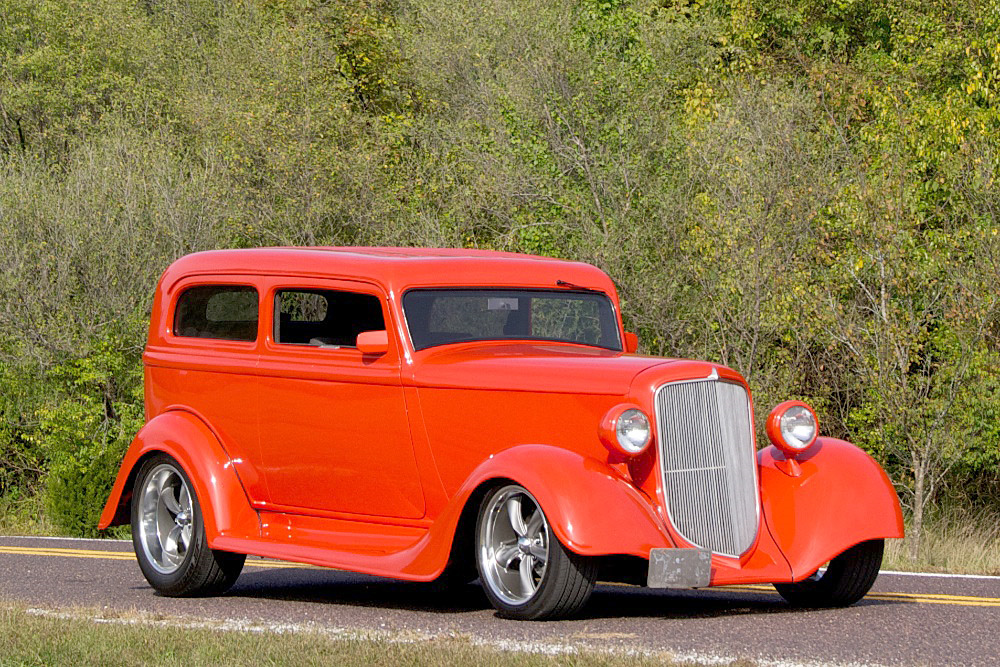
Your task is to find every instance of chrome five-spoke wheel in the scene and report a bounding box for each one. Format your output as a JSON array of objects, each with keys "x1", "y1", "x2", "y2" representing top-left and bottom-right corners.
[
  {"x1": 130, "y1": 454, "x2": 245, "y2": 597},
  {"x1": 475, "y1": 484, "x2": 597, "y2": 620},
  {"x1": 479, "y1": 485, "x2": 549, "y2": 605},
  {"x1": 139, "y1": 463, "x2": 194, "y2": 574}
]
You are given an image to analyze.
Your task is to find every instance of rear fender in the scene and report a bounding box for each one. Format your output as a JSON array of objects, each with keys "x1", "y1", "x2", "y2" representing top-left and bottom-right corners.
[
  {"x1": 457, "y1": 444, "x2": 670, "y2": 558},
  {"x1": 759, "y1": 437, "x2": 904, "y2": 580},
  {"x1": 97, "y1": 411, "x2": 259, "y2": 545}
]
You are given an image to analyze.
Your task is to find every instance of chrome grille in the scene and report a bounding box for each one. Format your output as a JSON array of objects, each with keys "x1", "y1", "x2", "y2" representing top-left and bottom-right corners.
[{"x1": 655, "y1": 379, "x2": 758, "y2": 557}]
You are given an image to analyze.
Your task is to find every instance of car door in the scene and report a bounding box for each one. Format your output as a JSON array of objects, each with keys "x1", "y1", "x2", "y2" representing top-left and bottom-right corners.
[
  {"x1": 151, "y1": 277, "x2": 269, "y2": 504},
  {"x1": 254, "y1": 277, "x2": 425, "y2": 519}
]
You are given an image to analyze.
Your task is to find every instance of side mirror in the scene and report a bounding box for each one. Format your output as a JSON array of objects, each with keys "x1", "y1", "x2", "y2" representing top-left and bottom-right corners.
[
  {"x1": 356, "y1": 330, "x2": 389, "y2": 356},
  {"x1": 624, "y1": 332, "x2": 639, "y2": 354}
]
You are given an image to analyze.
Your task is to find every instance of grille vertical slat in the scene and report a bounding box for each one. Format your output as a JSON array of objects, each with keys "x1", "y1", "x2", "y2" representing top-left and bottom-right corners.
[{"x1": 655, "y1": 380, "x2": 758, "y2": 557}]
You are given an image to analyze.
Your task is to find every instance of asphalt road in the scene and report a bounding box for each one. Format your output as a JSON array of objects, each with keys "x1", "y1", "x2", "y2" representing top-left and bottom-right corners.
[{"x1": 2, "y1": 536, "x2": 999, "y2": 666}]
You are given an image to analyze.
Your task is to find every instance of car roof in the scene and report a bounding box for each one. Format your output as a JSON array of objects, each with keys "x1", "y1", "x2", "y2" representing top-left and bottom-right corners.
[{"x1": 159, "y1": 247, "x2": 619, "y2": 296}]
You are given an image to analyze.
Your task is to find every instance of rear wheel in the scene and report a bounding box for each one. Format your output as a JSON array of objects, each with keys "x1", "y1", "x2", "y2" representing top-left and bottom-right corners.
[
  {"x1": 476, "y1": 484, "x2": 596, "y2": 620},
  {"x1": 774, "y1": 539, "x2": 884, "y2": 608},
  {"x1": 131, "y1": 454, "x2": 245, "y2": 596}
]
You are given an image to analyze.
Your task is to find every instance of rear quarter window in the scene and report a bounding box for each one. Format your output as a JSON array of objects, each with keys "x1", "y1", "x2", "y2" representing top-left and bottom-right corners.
[{"x1": 174, "y1": 285, "x2": 259, "y2": 342}]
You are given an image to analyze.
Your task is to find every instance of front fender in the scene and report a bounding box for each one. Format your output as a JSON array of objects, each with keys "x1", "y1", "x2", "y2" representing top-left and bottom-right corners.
[
  {"x1": 97, "y1": 411, "x2": 259, "y2": 545},
  {"x1": 759, "y1": 437, "x2": 904, "y2": 580},
  {"x1": 460, "y1": 444, "x2": 670, "y2": 558}
]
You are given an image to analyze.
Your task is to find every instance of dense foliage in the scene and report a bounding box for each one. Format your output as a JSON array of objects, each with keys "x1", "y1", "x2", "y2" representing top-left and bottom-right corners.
[{"x1": 1, "y1": 0, "x2": 998, "y2": 554}]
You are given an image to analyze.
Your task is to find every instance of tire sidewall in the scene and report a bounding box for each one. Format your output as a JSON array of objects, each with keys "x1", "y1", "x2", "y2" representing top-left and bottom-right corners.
[
  {"x1": 475, "y1": 484, "x2": 562, "y2": 619},
  {"x1": 775, "y1": 539, "x2": 884, "y2": 607},
  {"x1": 131, "y1": 454, "x2": 207, "y2": 595}
]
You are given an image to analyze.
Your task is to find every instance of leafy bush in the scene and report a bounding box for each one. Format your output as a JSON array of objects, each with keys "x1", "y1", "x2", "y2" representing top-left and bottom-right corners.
[
  {"x1": 0, "y1": 0, "x2": 998, "y2": 558},
  {"x1": 34, "y1": 341, "x2": 142, "y2": 537}
]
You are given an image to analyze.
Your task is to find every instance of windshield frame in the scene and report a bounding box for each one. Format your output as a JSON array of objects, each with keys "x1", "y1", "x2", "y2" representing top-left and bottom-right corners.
[{"x1": 401, "y1": 287, "x2": 624, "y2": 352}]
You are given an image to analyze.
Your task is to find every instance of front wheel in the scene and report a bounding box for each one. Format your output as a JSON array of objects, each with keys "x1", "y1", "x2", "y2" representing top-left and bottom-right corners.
[
  {"x1": 476, "y1": 484, "x2": 597, "y2": 620},
  {"x1": 774, "y1": 539, "x2": 884, "y2": 608},
  {"x1": 131, "y1": 454, "x2": 245, "y2": 596}
]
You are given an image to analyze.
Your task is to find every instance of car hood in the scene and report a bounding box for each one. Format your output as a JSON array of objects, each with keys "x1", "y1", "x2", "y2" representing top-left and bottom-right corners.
[{"x1": 407, "y1": 342, "x2": 680, "y2": 395}]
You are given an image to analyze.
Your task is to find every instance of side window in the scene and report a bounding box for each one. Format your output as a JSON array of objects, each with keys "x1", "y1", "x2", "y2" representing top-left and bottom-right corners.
[
  {"x1": 274, "y1": 289, "x2": 385, "y2": 347},
  {"x1": 174, "y1": 286, "x2": 259, "y2": 342}
]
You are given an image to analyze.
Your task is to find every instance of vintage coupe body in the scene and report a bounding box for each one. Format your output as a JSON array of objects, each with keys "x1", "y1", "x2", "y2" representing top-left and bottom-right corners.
[{"x1": 100, "y1": 247, "x2": 903, "y2": 619}]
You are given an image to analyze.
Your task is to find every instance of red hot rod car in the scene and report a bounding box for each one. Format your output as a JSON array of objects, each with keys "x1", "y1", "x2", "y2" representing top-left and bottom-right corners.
[{"x1": 99, "y1": 247, "x2": 903, "y2": 619}]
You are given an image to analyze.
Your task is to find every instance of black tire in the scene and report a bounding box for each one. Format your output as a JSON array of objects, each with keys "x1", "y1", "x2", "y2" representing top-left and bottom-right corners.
[
  {"x1": 475, "y1": 484, "x2": 597, "y2": 620},
  {"x1": 774, "y1": 539, "x2": 884, "y2": 608},
  {"x1": 131, "y1": 454, "x2": 245, "y2": 596}
]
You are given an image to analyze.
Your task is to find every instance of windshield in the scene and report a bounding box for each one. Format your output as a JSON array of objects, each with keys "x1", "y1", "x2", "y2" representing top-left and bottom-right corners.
[{"x1": 402, "y1": 288, "x2": 622, "y2": 351}]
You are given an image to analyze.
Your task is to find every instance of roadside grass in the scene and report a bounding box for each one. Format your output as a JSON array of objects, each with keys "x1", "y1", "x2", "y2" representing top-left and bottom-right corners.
[
  {"x1": 0, "y1": 496, "x2": 52, "y2": 537},
  {"x1": 0, "y1": 494, "x2": 128, "y2": 540},
  {"x1": 884, "y1": 513, "x2": 1000, "y2": 576},
  {"x1": 0, "y1": 603, "x2": 750, "y2": 667}
]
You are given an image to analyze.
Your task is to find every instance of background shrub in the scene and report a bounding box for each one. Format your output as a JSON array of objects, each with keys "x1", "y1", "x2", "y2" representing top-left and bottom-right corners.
[
  {"x1": 35, "y1": 340, "x2": 142, "y2": 537},
  {"x1": 1, "y1": 0, "x2": 998, "y2": 559}
]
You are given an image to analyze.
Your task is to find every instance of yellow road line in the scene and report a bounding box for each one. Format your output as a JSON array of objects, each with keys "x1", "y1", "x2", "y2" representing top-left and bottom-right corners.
[
  {"x1": 867, "y1": 590, "x2": 999, "y2": 602},
  {"x1": 0, "y1": 545, "x2": 318, "y2": 569},
  {"x1": 0, "y1": 547, "x2": 134, "y2": 560},
  {"x1": 716, "y1": 583, "x2": 1000, "y2": 607},
  {"x1": 245, "y1": 560, "x2": 319, "y2": 570},
  {"x1": 3, "y1": 545, "x2": 999, "y2": 607},
  {"x1": 868, "y1": 595, "x2": 1000, "y2": 607},
  {"x1": 721, "y1": 584, "x2": 1000, "y2": 604},
  {"x1": 718, "y1": 584, "x2": 775, "y2": 592}
]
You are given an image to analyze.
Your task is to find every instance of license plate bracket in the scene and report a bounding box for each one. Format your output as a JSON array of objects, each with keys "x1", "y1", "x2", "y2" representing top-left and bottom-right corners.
[{"x1": 647, "y1": 548, "x2": 712, "y2": 588}]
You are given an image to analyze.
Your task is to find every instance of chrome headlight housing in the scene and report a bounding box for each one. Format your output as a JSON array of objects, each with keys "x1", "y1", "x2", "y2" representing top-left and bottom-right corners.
[
  {"x1": 600, "y1": 405, "x2": 652, "y2": 456},
  {"x1": 766, "y1": 400, "x2": 819, "y2": 458}
]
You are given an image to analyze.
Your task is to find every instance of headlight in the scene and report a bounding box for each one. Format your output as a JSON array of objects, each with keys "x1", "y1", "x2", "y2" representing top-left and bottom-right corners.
[
  {"x1": 600, "y1": 405, "x2": 652, "y2": 456},
  {"x1": 616, "y1": 409, "x2": 651, "y2": 453},
  {"x1": 766, "y1": 400, "x2": 819, "y2": 458}
]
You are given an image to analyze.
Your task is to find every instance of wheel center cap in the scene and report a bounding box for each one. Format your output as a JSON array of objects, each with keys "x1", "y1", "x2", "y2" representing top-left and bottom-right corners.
[
  {"x1": 175, "y1": 510, "x2": 191, "y2": 526},
  {"x1": 517, "y1": 536, "x2": 531, "y2": 553}
]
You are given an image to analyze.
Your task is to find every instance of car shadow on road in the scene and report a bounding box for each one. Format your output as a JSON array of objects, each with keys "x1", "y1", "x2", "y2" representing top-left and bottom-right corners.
[
  {"x1": 227, "y1": 568, "x2": 486, "y2": 613},
  {"x1": 222, "y1": 566, "x2": 906, "y2": 620},
  {"x1": 580, "y1": 584, "x2": 903, "y2": 621}
]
